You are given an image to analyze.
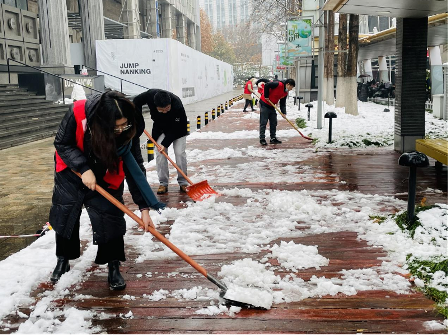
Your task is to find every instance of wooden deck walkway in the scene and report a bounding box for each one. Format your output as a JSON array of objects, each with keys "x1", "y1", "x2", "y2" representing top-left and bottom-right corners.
[{"x1": 1, "y1": 100, "x2": 446, "y2": 333}]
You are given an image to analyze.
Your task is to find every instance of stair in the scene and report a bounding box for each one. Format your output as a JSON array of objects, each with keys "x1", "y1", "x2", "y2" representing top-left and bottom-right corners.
[{"x1": 0, "y1": 84, "x2": 68, "y2": 150}]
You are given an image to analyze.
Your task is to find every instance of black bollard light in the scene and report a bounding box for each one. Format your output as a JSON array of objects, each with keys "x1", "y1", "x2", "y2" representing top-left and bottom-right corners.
[
  {"x1": 197, "y1": 115, "x2": 201, "y2": 130},
  {"x1": 305, "y1": 103, "x2": 313, "y2": 121},
  {"x1": 225, "y1": 101, "x2": 228, "y2": 110},
  {"x1": 297, "y1": 96, "x2": 304, "y2": 110},
  {"x1": 186, "y1": 120, "x2": 190, "y2": 135},
  {"x1": 217, "y1": 106, "x2": 221, "y2": 117},
  {"x1": 324, "y1": 112, "x2": 337, "y2": 143},
  {"x1": 212, "y1": 108, "x2": 216, "y2": 120},
  {"x1": 205, "y1": 111, "x2": 209, "y2": 125},
  {"x1": 398, "y1": 151, "x2": 429, "y2": 223}
]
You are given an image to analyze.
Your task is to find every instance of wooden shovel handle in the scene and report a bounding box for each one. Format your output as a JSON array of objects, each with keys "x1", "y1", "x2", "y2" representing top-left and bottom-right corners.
[
  {"x1": 143, "y1": 130, "x2": 193, "y2": 185},
  {"x1": 72, "y1": 170, "x2": 208, "y2": 277}
]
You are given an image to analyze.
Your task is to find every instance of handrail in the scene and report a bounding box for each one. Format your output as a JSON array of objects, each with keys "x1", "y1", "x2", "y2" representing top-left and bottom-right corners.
[
  {"x1": 82, "y1": 64, "x2": 150, "y2": 93},
  {"x1": 7, "y1": 58, "x2": 103, "y2": 102}
]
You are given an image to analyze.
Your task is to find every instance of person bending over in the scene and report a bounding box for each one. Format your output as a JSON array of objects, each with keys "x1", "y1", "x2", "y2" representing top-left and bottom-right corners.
[{"x1": 49, "y1": 91, "x2": 165, "y2": 290}]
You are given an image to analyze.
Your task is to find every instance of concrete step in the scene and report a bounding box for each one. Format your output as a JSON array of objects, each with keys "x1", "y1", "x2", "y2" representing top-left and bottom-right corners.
[
  {"x1": 0, "y1": 99, "x2": 57, "y2": 109},
  {"x1": 0, "y1": 102, "x2": 65, "y2": 115},
  {"x1": 0, "y1": 112, "x2": 65, "y2": 131},
  {"x1": 0, "y1": 86, "x2": 27, "y2": 92},
  {"x1": 0, "y1": 90, "x2": 35, "y2": 96},
  {"x1": 0, "y1": 119, "x2": 61, "y2": 139},
  {"x1": 0, "y1": 95, "x2": 46, "y2": 101},
  {"x1": 0, "y1": 128, "x2": 57, "y2": 150},
  {"x1": 0, "y1": 106, "x2": 67, "y2": 121}
]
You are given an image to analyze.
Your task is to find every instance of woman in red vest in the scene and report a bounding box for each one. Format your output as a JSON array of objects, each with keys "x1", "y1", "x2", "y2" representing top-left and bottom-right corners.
[
  {"x1": 259, "y1": 78, "x2": 295, "y2": 146},
  {"x1": 242, "y1": 76, "x2": 256, "y2": 112},
  {"x1": 49, "y1": 91, "x2": 165, "y2": 290}
]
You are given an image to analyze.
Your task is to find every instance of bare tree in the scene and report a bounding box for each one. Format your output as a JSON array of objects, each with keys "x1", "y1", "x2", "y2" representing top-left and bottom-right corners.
[
  {"x1": 345, "y1": 14, "x2": 359, "y2": 115},
  {"x1": 249, "y1": 0, "x2": 302, "y2": 38},
  {"x1": 221, "y1": 22, "x2": 262, "y2": 65},
  {"x1": 335, "y1": 13, "x2": 348, "y2": 108}
]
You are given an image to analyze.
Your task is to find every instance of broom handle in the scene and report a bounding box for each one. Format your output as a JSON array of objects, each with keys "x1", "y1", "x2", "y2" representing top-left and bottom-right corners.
[
  {"x1": 253, "y1": 92, "x2": 313, "y2": 140},
  {"x1": 73, "y1": 170, "x2": 208, "y2": 277},
  {"x1": 144, "y1": 129, "x2": 194, "y2": 185}
]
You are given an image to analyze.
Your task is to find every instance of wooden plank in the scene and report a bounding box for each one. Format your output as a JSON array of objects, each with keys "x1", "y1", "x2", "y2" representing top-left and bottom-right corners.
[{"x1": 416, "y1": 139, "x2": 448, "y2": 165}]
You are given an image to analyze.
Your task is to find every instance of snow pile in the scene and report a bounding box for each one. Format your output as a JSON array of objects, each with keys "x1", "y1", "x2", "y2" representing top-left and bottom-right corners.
[{"x1": 268, "y1": 241, "x2": 329, "y2": 271}]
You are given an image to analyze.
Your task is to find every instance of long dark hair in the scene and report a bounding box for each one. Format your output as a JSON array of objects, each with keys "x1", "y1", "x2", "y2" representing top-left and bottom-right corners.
[{"x1": 90, "y1": 91, "x2": 137, "y2": 173}]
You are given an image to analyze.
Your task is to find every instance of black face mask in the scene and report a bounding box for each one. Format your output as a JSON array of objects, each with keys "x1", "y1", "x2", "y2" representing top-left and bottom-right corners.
[{"x1": 115, "y1": 132, "x2": 131, "y2": 148}]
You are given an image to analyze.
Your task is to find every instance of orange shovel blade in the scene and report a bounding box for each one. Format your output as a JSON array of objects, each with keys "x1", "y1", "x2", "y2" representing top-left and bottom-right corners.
[{"x1": 186, "y1": 180, "x2": 219, "y2": 201}]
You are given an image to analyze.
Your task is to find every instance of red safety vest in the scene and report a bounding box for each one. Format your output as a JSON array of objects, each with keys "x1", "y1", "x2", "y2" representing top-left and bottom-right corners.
[
  {"x1": 55, "y1": 100, "x2": 125, "y2": 190},
  {"x1": 261, "y1": 81, "x2": 287, "y2": 105},
  {"x1": 244, "y1": 80, "x2": 253, "y2": 94},
  {"x1": 258, "y1": 82, "x2": 265, "y2": 97}
]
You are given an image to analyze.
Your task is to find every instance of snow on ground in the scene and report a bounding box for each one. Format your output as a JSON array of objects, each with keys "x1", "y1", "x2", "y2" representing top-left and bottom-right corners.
[{"x1": 0, "y1": 100, "x2": 446, "y2": 332}]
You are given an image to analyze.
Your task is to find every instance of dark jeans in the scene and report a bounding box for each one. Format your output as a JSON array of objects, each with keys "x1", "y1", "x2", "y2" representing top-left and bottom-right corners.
[
  {"x1": 55, "y1": 217, "x2": 126, "y2": 264},
  {"x1": 259, "y1": 104, "x2": 277, "y2": 140},
  {"x1": 243, "y1": 99, "x2": 253, "y2": 111}
]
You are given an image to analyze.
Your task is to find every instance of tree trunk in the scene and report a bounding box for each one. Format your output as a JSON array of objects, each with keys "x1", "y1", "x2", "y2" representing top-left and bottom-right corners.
[
  {"x1": 322, "y1": 11, "x2": 328, "y2": 102},
  {"x1": 335, "y1": 14, "x2": 348, "y2": 108},
  {"x1": 326, "y1": 10, "x2": 335, "y2": 105},
  {"x1": 345, "y1": 14, "x2": 359, "y2": 115}
]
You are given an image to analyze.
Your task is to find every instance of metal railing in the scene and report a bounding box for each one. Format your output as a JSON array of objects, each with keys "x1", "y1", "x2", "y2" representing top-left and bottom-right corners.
[
  {"x1": 7, "y1": 58, "x2": 103, "y2": 102},
  {"x1": 81, "y1": 64, "x2": 150, "y2": 93}
]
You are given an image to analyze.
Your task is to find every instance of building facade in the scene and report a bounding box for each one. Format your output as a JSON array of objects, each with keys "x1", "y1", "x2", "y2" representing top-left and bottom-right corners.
[
  {"x1": 199, "y1": 0, "x2": 252, "y2": 30},
  {"x1": 0, "y1": 0, "x2": 201, "y2": 83}
]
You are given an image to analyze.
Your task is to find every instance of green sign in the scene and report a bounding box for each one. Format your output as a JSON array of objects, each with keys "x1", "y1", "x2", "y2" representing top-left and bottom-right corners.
[
  {"x1": 279, "y1": 44, "x2": 294, "y2": 66},
  {"x1": 287, "y1": 19, "x2": 312, "y2": 58}
]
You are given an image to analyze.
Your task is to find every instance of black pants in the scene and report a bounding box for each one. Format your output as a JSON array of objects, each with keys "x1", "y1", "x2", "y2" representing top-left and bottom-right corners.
[
  {"x1": 259, "y1": 104, "x2": 277, "y2": 140},
  {"x1": 243, "y1": 99, "x2": 253, "y2": 111},
  {"x1": 55, "y1": 215, "x2": 126, "y2": 265}
]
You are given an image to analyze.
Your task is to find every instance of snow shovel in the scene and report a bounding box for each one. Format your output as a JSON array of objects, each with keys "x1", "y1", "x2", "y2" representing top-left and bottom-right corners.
[
  {"x1": 72, "y1": 171, "x2": 268, "y2": 309},
  {"x1": 253, "y1": 92, "x2": 313, "y2": 141},
  {"x1": 143, "y1": 129, "x2": 218, "y2": 201},
  {"x1": 0, "y1": 223, "x2": 52, "y2": 239}
]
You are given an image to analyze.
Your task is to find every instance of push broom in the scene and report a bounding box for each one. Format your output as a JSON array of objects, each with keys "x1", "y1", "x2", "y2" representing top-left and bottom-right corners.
[
  {"x1": 144, "y1": 130, "x2": 218, "y2": 201},
  {"x1": 72, "y1": 171, "x2": 271, "y2": 309}
]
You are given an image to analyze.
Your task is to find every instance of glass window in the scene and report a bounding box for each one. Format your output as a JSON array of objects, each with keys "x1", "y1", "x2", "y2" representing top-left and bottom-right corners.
[
  {"x1": 16, "y1": 0, "x2": 27, "y2": 10},
  {"x1": 4, "y1": 0, "x2": 16, "y2": 7}
]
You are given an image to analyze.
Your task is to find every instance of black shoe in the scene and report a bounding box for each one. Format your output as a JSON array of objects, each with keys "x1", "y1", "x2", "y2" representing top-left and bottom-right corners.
[
  {"x1": 260, "y1": 139, "x2": 267, "y2": 146},
  {"x1": 242, "y1": 110, "x2": 247, "y2": 112},
  {"x1": 50, "y1": 256, "x2": 70, "y2": 283},
  {"x1": 252, "y1": 108, "x2": 256, "y2": 111},
  {"x1": 270, "y1": 138, "x2": 282, "y2": 144},
  {"x1": 108, "y1": 260, "x2": 126, "y2": 290}
]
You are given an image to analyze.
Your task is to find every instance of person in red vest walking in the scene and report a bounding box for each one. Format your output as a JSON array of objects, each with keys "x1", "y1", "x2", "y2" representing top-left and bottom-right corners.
[
  {"x1": 242, "y1": 76, "x2": 256, "y2": 112},
  {"x1": 259, "y1": 78, "x2": 295, "y2": 146},
  {"x1": 49, "y1": 91, "x2": 165, "y2": 290}
]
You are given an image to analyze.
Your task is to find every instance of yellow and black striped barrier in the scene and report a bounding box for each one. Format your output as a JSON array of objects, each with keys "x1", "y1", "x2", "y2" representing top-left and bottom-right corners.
[
  {"x1": 212, "y1": 108, "x2": 216, "y2": 120},
  {"x1": 221, "y1": 103, "x2": 224, "y2": 113},
  {"x1": 187, "y1": 120, "x2": 190, "y2": 135},
  {"x1": 205, "y1": 111, "x2": 209, "y2": 125},
  {"x1": 225, "y1": 101, "x2": 228, "y2": 110},
  {"x1": 147, "y1": 139, "x2": 154, "y2": 162},
  {"x1": 217, "y1": 105, "x2": 221, "y2": 117},
  {"x1": 197, "y1": 115, "x2": 201, "y2": 130}
]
